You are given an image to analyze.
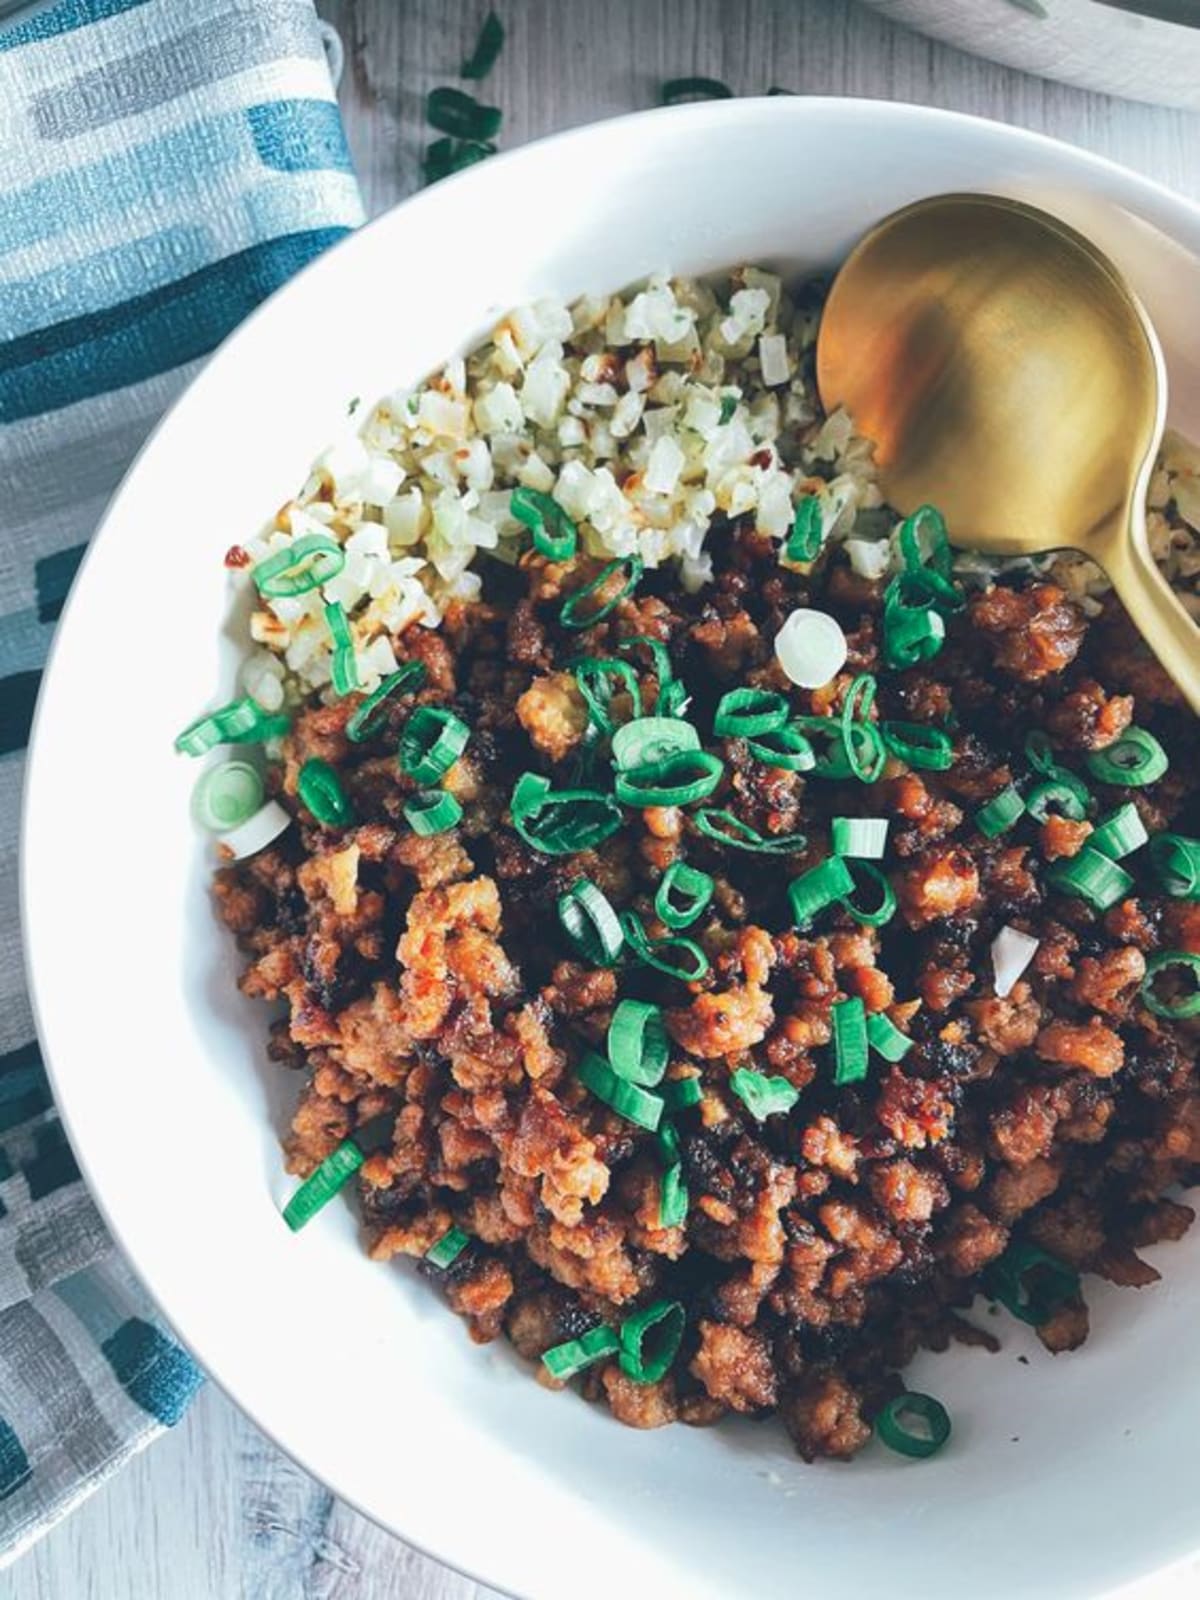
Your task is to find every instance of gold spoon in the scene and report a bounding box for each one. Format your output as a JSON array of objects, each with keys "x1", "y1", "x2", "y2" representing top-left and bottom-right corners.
[{"x1": 816, "y1": 192, "x2": 1200, "y2": 712}]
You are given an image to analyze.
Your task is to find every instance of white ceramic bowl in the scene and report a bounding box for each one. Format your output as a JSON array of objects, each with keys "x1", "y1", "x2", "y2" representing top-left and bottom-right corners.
[{"x1": 21, "y1": 99, "x2": 1200, "y2": 1600}]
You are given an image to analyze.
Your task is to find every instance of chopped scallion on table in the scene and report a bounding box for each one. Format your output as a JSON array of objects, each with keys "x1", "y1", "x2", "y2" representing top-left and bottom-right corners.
[{"x1": 426, "y1": 1225, "x2": 469, "y2": 1269}]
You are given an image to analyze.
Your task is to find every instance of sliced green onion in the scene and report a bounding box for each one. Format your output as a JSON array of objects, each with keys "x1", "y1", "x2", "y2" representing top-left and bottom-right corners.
[
  {"x1": 786, "y1": 495, "x2": 824, "y2": 563},
  {"x1": 659, "y1": 1162, "x2": 689, "y2": 1229},
  {"x1": 1026, "y1": 779, "x2": 1088, "y2": 823},
  {"x1": 883, "y1": 604, "x2": 945, "y2": 669},
  {"x1": 542, "y1": 1324, "x2": 621, "y2": 1381},
  {"x1": 608, "y1": 1000, "x2": 670, "y2": 1087},
  {"x1": 620, "y1": 912, "x2": 710, "y2": 982},
  {"x1": 831, "y1": 817, "x2": 889, "y2": 859},
  {"x1": 1024, "y1": 730, "x2": 1059, "y2": 777},
  {"x1": 174, "y1": 697, "x2": 290, "y2": 756},
  {"x1": 618, "y1": 1299, "x2": 685, "y2": 1384},
  {"x1": 1089, "y1": 802, "x2": 1148, "y2": 859},
  {"x1": 612, "y1": 716, "x2": 701, "y2": 771},
  {"x1": 192, "y1": 760, "x2": 264, "y2": 831},
  {"x1": 615, "y1": 750, "x2": 724, "y2": 808},
  {"x1": 345, "y1": 661, "x2": 427, "y2": 742},
  {"x1": 1086, "y1": 727, "x2": 1168, "y2": 787},
  {"x1": 657, "y1": 679, "x2": 692, "y2": 718},
  {"x1": 557, "y1": 880, "x2": 625, "y2": 965},
  {"x1": 718, "y1": 393, "x2": 738, "y2": 425},
  {"x1": 576, "y1": 1050, "x2": 663, "y2": 1131},
  {"x1": 560, "y1": 555, "x2": 643, "y2": 630},
  {"x1": 841, "y1": 674, "x2": 885, "y2": 783},
  {"x1": 423, "y1": 136, "x2": 497, "y2": 183},
  {"x1": 658, "y1": 1122, "x2": 681, "y2": 1164},
  {"x1": 404, "y1": 789, "x2": 463, "y2": 835},
  {"x1": 426, "y1": 85, "x2": 502, "y2": 140},
  {"x1": 574, "y1": 659, "x2": 642, "y2": 734},
  {"x1": 297, "y1": 758, "x2": 353, "y2": 826},
  {"x1": 694, "y1": 808, "x2": 807, "y2": 854},
  {"x1": 660, "y1": 77, "x2": 733, "y2": 104},
  {"x1": 655, "y1": 861, "x2": 714, "y2": 929},
  {"x1": 746, "y1": 725, "x2": 816, "y2": 771},
  {"x1": 282, "y1": 1140, "x2": 363, "y2": 1230},
  {"x1": 794, "y1": 715, "x2": 886, "y2": 783},
  {"x1": 840, "y1": 860, "x2": 896, "y2": 927},
  {"x1": 617, "y1": 635, "x2": 676, "y2": 701},
  {"x1": 510, "y1": 486, "x2": 578, "y2": 561},
  {"x1": 426, "y1": 1225, "x2": 469, "y2": 1269},
  {"x1": 975, "y1": 785, "x2": 1025, "y2": 838},
  {"x1": 879, "y1": 721, "x2": 954, "y2": 772},
  {"x1": 788, "y1": 855, "x2": 854, "y2": 929},
  {"x1": 898, "y1": 504, "x2": 953, "y2": 579},
  {"x1": 867, "y1": 1012, "x2": 913, "y2": 1062},
  {"x1": 875, "y1": 1392, "x2": 951, "y2": 1459},
  {"x1": 511, "y1": 773, "x2": 623, "y2": 856},
  {"x1": 775, "y1": 608, "x2": 848, "y2": 689},
  {"x1": 1140, "y1": 951, "x2": 1200, "y2": 1019},
  {"x1": 713, "y1": 687, "x2": 789, "y2": 738},
  {"x1": 462, "y1": 9, "x2": 505, "y2": 78},
  {"x1": 832, "y1": 996, "x2": 869, "y2": 1085},
  {"x1": 1047, "y1": 845, "x2": 1132, "y2": 911},
  {"x1": 660, "y1": 1076, "x2": 704, "y2": 1111},
  {"x1": 729, "y1": 1068, "x2": 800, "y2": 1121},
  {"x1": 983, "y1": 1240, "x2": 1079, "y2": 1327},
  {"x1": 1149, "y1": 833, "x2": 1200, "y2": 899},
  {"x1": 324, "y1": 600, "x2": 360, "y2": 696},
  {"x1": 399, "y1": 706, "x2": 470, "y2": 784},
  {"x1": 252, "y1": 533, "x2": 344, "y2": 598}
]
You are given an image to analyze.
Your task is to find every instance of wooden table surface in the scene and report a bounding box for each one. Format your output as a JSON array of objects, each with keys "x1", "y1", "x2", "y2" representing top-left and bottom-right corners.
[{"x1": 11, "y1": 3, "x2": 1200, "y2": 1596}]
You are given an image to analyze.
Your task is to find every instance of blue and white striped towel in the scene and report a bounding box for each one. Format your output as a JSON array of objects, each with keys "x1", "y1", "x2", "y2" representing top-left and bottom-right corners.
[{"x1": 0, "y1": 0, "x2": 364, "y2": 1562}]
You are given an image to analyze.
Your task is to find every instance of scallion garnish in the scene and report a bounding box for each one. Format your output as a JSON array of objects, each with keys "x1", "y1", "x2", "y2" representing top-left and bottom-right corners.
[
  {"x1": 793, "y1": 714, "x2": 885, "y2": 783},
  {"x1": 620, "y1": 912, "x2": 710, "y2": 982},
  {"x1": 882, "y1": 602, "x2": 945, "y2": 669},
  {"x1": 839, "y1": 860, "x2": 896, "y2": 927},
  {"x1": 576, "y1": 1050, "x2": 664, "y2": 1131},
  {"x1": 660, "y1": 1076, "x2": 703, "y2": 1111},
  {"x1": 991, "y1": 924, "x2": 1040, "y2": 998},
  {"x1": 461, "y1": 9, "x2": 505, "y2": 78},
  {"x1": 788, "y1": 855, "x2": 854, "y2": 929},
  {"x1": 512, "y1": 772, "x2": 623, "y2": 855},
  {"x1": 841, "y1": 673, "x2": 886, "y2": 783},
  {"x1": 191, "y1": 759, "x2": 265, "y2": 832},
  {"x1": 875, "y1": 1392, "x2": 951, "y2": 1459},
  {"x1": 975, "y1": 785, "x2": 1025, "y2": 838},
  {"x1": 879, "y1": 720, "x2": 954, "y2": 772},
  {"x1": 693, "y1": 808, "x2": 807, "y2": 854},
  {"x1": 399, "y1": 706, "x2": 470, "y2": 784},
  {"x1": 1046, "y1": 845, "x2": 1132, "y2": 911},
  {"x1": 510, "y1": 486, "x2": 578, "y2": 561},
  {"x1": 174, "y1": 697, "x2": 290, "y2": 756},
  {"x1": 618, "y1": 1299, "x2": 685, "y2": 1385},
  {"x1": 1024, "y1": 729, "x2": 1059, "y2": 777},
  {"x1": 713, "y1": 687, "x2": 789, "y2": 738},
  {"x1": 1088, "y1": 802, "x2": 1148, "y2": 860},
  {"x1": 426, "y1": 1225, "x2": 469, "y2": 1269},
  {"x1": 404, "y1": 789, "x2": 463, "y2": 836},
  {"x1": 831, "y1": 997, "x2": 869, "y2": 1085},
  {"x1": 557, "y1": 879, "x2": 625, "y2": 965},
  {"x1": 983, "y1": 1240, "x2": 1079, "y2": 1326},
  {"x1": 559, "y1": 554, "x2": 643, "y2": 630},
  {"x1": 866, "y1": 1012, "x2": 913, "y2": 1062},
  {"x1": 345, "y1": 661, "x2": 426, "y2": 743},
  {"x1": 615, "y1": 749, "x2": 725, "y2": 808},
  {"x1": 786, "y1": 495, "x2": 824, "y2": 563},
  {"x1": 608, "y1": 1000, "x2": 670, "y2": 1087},
  {"x1": 660, "y1": 77, "x2": 734, "y2": 104},
  {"x1": 426, "y1": 85, "x2": 502, "y2": 141},
  {"x1": 729, "y1": 1068, "x2": 800, "y2": 1121},
  {"x1": 746, "y1": 724, "x2": 816, "y2": 771},
  {"x1": 1140, "y1": 951, "x2": 1200, "y2": 1019},
  {"x1": 1026, "y1": 778, "x2": 1088, "y2": 823},
  {"x1": 654, "y1": 861, "x2": 714, "y2": 930},
  {"x1": 898, "y1": 504, "x2": 954, "y2": 579},
  {"x1": 541, "y1": 1325, "x2": 621, "y2": 1382},
  {"x1": 297, "y1": 757, "x2": 353, "y2": 826},
  {"x1": 282, "y1": 1139, "x2": 363, "y2": 1231},
  {"x1": 324, "y1": 600, "x2": 360, "y2": 696},
  {"x1": 774, "y1": 608, "x2": 848, "y2": 689},
  {"x1": 252, "y1": 533, "x2": 344, "y2": 598},
  {"x1": 1149, "y1": 832, "x2": 1200, "y2": 899},
  {"x1": 424, "y1": 135, "x2": 497, "y2": 183},
  {"x1": 831, "y1": 817, "x2": 889, "y2": 859},
  {"x1": 574, "y1": 659, "x2": 642, "y2": 734},
  {"x1": 659, "y1": 1161, "x2": 689, "y2": 1229},
  {"x1": 1086, "y1": 727, "x2": 1168, "y2": 787},
  {"x1": 617, "y1": 634, "x2": 676, "y2": 700}
]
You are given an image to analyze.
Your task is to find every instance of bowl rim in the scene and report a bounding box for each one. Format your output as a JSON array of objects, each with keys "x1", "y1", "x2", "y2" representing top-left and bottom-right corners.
[{"x1": 20, "y1": 94, "x2": 1200, "y2": 1598}]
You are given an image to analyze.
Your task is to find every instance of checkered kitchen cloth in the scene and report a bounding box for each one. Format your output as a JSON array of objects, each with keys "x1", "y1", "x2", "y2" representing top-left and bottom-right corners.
[{"x1": 0, "y1": 0, "x2": 363, "y2": 1561}]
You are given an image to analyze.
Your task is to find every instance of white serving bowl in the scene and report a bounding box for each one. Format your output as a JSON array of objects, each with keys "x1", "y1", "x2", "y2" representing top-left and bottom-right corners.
[{"x1": 21, "y1": 98, "x2": 1200, "y2": 1600}]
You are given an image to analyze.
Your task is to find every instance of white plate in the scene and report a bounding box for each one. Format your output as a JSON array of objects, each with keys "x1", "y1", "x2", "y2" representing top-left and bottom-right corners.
[{"x1": 21, "y1": 99, "x2": 1200, "y2": 1600}]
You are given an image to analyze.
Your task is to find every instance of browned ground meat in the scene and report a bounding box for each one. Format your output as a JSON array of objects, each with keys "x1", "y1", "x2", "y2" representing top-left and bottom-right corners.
[{"x1": 217, "y1": 517, "x2": 1200, "y2": 1463}]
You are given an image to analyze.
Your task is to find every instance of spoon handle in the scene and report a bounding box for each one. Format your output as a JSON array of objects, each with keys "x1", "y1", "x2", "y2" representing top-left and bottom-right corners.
[{"x1": 1101, "y1": 503, "x2": 1200, "y2": 714}]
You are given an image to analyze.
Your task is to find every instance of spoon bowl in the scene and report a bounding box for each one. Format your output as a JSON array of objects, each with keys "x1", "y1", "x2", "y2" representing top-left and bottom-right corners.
[{"x1": 817, "y1": 193, "x2": 1200, "y2": 710}]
